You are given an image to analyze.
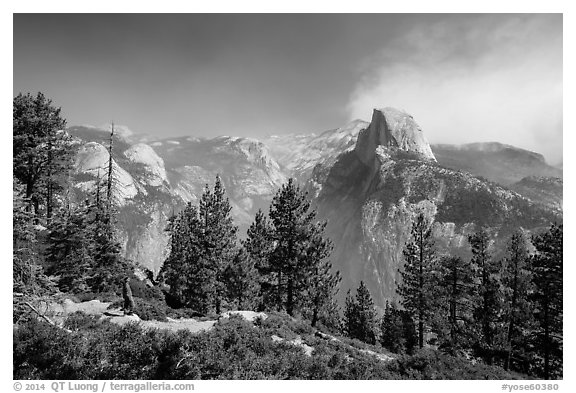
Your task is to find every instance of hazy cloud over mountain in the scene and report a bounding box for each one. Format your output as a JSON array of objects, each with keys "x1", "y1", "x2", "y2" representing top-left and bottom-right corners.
[{"x1": 347, "y1": 14, "x2": 562, "y2": 164}]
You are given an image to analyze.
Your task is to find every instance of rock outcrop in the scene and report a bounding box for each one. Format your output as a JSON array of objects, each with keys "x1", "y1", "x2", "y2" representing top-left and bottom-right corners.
[{"x1": 354, "y1": 108, "x2": 436, "y2": 166}]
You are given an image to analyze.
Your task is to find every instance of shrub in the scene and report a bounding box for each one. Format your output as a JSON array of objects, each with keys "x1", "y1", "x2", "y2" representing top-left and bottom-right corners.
[{"x1": 14, "y1": 314, "x2": 531, "y2": 380}]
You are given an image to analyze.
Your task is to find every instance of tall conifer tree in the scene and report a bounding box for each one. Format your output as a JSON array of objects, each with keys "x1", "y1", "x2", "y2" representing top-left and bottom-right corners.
[
  {"x1": 501, "y1": 230, "x2": 532, "y2": 371},
  {"x1": 530, "y1": 224, "x2": 562, "y2": 379},
  {"x1": 436, "y1": 255, "x2": 475, "y2": 351},
  {"x1": 468, "y1": 228, "x2": 501, "y2": 363},
  {"x1": 13, "y1": 92, "x2": 72, "y2": 219},
  {"x1": 268, "y1": 178, "x2": 337, "y2": 317},
  {"x1": 243, "y1": 209, "x2": 275, "y2": 310},
  {"x1": 198, "y1": 175, "x2": 238, "y2": 314},
  {"x1": 343, "y1": 281, "x2": 377, "y2": 344},
  {"x1": 398, "y1": 213, "x2": 437, "y2": 348}
]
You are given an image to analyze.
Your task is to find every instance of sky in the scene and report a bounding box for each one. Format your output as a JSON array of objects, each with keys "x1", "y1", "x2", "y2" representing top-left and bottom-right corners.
[{"x1": 13, "y1": 14, "x2": 563, "y2": 163}]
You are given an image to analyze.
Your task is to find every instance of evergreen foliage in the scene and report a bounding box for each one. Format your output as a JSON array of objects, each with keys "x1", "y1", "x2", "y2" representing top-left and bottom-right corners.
[
  {"x1": 161, "y1": 203, "x2": 200, "y2": 308},
  {"x1": 343, "y1": 281, "x2": 377, "y2": 344},
  {"x1": 223, "y1": 248, "x2": 259, "y2": 310},
  {"x1": 13, "y1": 92, "x2": 74, "y2": 219},
  {"x1": 45, "y1": 204, "x2": 93, "y2": 293},
  {"x1": 530, "y1": 224, "x2": 563, "y2": 379},
  {"x1": 243, "y1": 209, "x2": 274, "y2": 310},
  {"x1": 198, "y1": 176, "x2": 239, "y2": 313},
  {"x1": 13, "y1": 180, "x2": 56, "y2": 321},
  {"x1": 501, "y1": 230, "x2": 533, "y2": 371},
  {"x1": 380, "y1": 301, "x2": 417, "y2": 354},
  {"x1": 398, "y1": 213, "x2": 438, "y2": 348},
  {"x1": 267, "y1": 178, "x2": 338, "y2": 317},
  {"x1": 434, "y1": 255, "x2": 475, "y2": 352},
  {"x1": 161, "y1": 176, "x2": 241, "y2": 313},
  {"x1": 468, "y1": 228, "x2": 501, "y2": 363}
]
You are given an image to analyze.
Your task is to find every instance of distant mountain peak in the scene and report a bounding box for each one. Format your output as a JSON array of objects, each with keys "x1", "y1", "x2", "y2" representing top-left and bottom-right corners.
[{"x1": 354, "y1": 108, "x2": 436, "y2": 165}]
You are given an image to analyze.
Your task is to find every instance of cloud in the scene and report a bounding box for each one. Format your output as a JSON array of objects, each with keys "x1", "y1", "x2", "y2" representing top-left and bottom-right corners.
[{"x1": 347, "y1": 15, "x2": 562, "y2": 164}]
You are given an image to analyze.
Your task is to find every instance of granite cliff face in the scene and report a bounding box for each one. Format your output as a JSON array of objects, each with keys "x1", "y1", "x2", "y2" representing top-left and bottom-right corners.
[
  {"x1": 354, "y1": 107, "x2": 436, "y2": 166},
  {"x1": 314, "y1": 109, "x2": 559, "y2": 309}
]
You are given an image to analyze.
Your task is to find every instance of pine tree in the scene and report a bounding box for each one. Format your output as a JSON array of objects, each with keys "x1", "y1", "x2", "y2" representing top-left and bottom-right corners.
[
  {"x1": 343, "y1": 289, "x2": 359, "y2": 338},
  {"x1": 398, "y1": 213, "x2": 437, "y2": 349},
  {"x1": 530, "y1": 224, "x2": 562, "y2": 380},
  {"x1": 501, "y1": 230, "x2": 532, "y2": 371},
  {"x1": 198, "y1": 175, "x2": 238, "y2": 314},
  {"x1": 223, "y1": 248, "x2": 259, "y2": 310},
  {"x1": 303, "y1": 221, "x2": 340, "y2": 327},
  {"x1": 268, "y1": 178, "x2": 337, "y2": 317},
  {"x1": 268, "y1": 178, "x2": 310, "y2": 315},
  {"x1": 380, "y1": 301, "x2": 418, "y2": 354},
  {"x1": 89, "y1": 202, "x2": 131, "y2": 293},
  {"x1": 13, "y1": 92, "x2": 73, "y2": 220},
  {"x1": 161, "y1": 176, "x2": 239, "y2": 314},
  {"x1": 436, "y1": 255, "x2": 475, "y2": 351},
  {"x1": 343, "y1": 281, "x2": 377, "y2": 344},
  {"x1": 307, "y1": 257, "x2": 341, "y2": 327},
  {"x1": 243, "y1": 209, "x2": 274, "y2": 310},
  {"x1": 161, "y1": 203, "x2": 206, "y2": 310},
  {"x1": 43, "y1": 130, "x2": 74, "y2": 220},
  {"x1": 355, "y1": 281, "x2": 377, "y2": 344},
  {"x1": 45, "y1": 204, "x2": 93, "y2": 293},
  {"x1": 13, "y1": 179, "x2": 55, "y2": 299},
  {"x1": 468, "y1": 227, "x2": 501, "y2": 363},
  {"x1": 381, "y1": 301, "x2": 404, "y2": 353},
  {"x1": 87, "y1": 150, "x2": 132, "y2": 293}
]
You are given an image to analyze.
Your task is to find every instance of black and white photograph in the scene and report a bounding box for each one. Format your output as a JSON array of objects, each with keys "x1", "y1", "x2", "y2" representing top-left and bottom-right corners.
[{"x1": 9, "y1": 6, "x2": 568, "y2": 386}]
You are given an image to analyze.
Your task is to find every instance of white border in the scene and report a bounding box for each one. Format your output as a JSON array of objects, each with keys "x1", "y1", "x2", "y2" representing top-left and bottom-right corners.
[{"x1": 3, "y1": 2, "x2": 574, "y2": 390}]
